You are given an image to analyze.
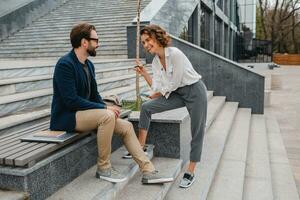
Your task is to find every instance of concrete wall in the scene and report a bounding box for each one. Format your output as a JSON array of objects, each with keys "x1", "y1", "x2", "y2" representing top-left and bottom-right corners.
[
  {"x1": 0, "y1": 0, "x2": 69, "y2": 41},
  {"x1": 171, "y1": 37, "x2": 264, "y2": 114},
  {"x1": 0, "y1": 0, "x2": 33, "y2": 16}
]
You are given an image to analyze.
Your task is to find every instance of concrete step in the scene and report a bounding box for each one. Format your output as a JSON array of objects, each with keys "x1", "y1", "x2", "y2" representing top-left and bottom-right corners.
[
  {"x1": 207, "y1": 90, "x2": 214, "y2": 101},
  {"x1": 0, "y1": 63, "x2": 146, "y2": 96},
  {"x1": 0, "y1": 59, "x2": 139, "y2": 79},
  {"x1": 207, "y1": 108, "x2": 252, "y2": 200},
  {"x1": 265, "y1": 109, "x2": 300, "y2": 200},
  {"x1": 0, "y1": 44, "x2": 127, "y2": 53},
  {"x1": 0, "y1": 37, "x2": 126, "y2": 48},
  {"x1": 11, "y1": 28, "x2": 127, "y2": 38},
  {"x1": 243, "y1": 115, "x2": 273, "y2": 200},
  {"x1": 0, "y1": 47, "x2": 127, "y2": 56},
  {"x1": 0, "y1": 0, "x2": 152, "y2": 61},
  {"x1": 0, "y1": 109, "x2": 50, "y2": 136},
  {"x1": 37, "y1": 10, "x2": 134, "y2": 16},
  {"x1": 0, "y1": 40, "x2": 125, "y2": 50},
  {"x1": 0, "y1": 72, "x2": 137, "y2": 96},
  {"x1": 1, "y1": 38, "x2": 125, "y2": 46},
  {"x1": 38, "y1": 11, "x2": 135, "y2": 18},
  {"x1": 98, "y1": 73, "x2": 138, "y2": 92},
  {"x1": 34, "y1": 15, "x2": 134, "y2": 25},
  {"x1": 166, "y1": 102, "x2": 239, "y2": 200},
  {"x1": 46, "y1": 145, "x2": 154, "y2": 200},
  {"x1": 0, "y1": 75, "x2": 52, "y2": 96},
  {"x1": 36, "y1": 17, "x2": 134, "y2": 26},
  {"x1": 101, "y1": 81, "x2": 149, "y2": 100},
  {"x1": 264, "y1": 89, "x2": 271, "y2": 107},
  {"x1": 95, "y1": 64, "x2": 142, "y2": 78},
  {"x1": 12, "y1": 23, "x2": 128, "y2": 35},
  {"x1": 117, "y1": 158, "x2": 182, "y2": 200},
  {"x1": 0, "y1": 51, "x2": 127, "y2": 59},
  {"x1": 2, "y1": 34, "x2": 125, "y2": 45},
  {"x1": 20, "y1": 24, "x2": 127, "y2": 35},
  {"x1": 0, "y1": 190, "x2": 26, "y2": 200},
  {"x1": 49, "y1": 7, "x2": 138, "y2": 15},
  {"x1": 52, "y1": 4, "x2": 140, "y2": 10},
  {"x1": 21, "y1": 21, "x2": 131, "y2": 31},
  {"x1": 37, "y1": 5, "x2": 139, "y2": 14},
  {"x1": 5, "y1": 31, "x2": 125, "y2": 42},
  {"x1": 0, "y1": 88, "x2": 52, "y2": 117},
  {"x1": 206, "y1": 96, "x2": 226, "y2": 129},
  {"x1": 0, "y1": 77, "x2": 149, "y2": 117}
]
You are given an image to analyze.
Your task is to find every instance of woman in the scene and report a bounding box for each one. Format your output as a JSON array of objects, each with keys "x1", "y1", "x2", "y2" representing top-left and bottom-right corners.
[{"x1": 131, "y1": 24, "x2": 207, "y2": 188}]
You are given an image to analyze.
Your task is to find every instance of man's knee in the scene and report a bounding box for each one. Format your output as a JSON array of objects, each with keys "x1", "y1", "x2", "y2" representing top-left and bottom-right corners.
[
  {"x1": 95, "y1": 109, "x2": 115, "y2": 124},
  {"x1": 123, "y1": 120, "x2": 135, "y2": 133}
]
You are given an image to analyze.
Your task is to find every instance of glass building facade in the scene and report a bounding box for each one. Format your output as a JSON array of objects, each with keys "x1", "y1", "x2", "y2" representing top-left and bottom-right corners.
[
  {"x1": 179, "y1": 0, "x2": 243, "y2": 61},
  {"x1": 238, "y1": 0, "x2": 256, "y2": 37}
]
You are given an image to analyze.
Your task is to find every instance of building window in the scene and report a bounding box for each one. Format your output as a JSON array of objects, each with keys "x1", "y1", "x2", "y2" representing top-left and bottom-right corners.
[
  {"x1": 214, "y1": 17, "x2": 222, "y2": 54},
  {"x1": 217, "y1": 0, "x2": 223, "y2": 10},
  {"x1": 229, "y1": 29, "x2": 233, "y2": 59},
  {"x1": 200, "y1": 4, "x2": 211, "y2": 50},
  {"x1": 179, "y1": 25, "x2": 189, "y2": 41},
  {"x1": 179, "y1": 7, "x2": 198, "y2": 44},
  {"x1": 224, "y1": 25, "x2": 229, "y2": 58},
  {"x1": 224, "y1": 0, "x2": 229, "y2": 16}
]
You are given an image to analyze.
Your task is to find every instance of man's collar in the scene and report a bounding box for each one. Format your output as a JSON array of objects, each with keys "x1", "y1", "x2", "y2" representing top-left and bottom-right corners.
[{"x1": 72, "y1": 48, "x2": 88, "y2": 64}]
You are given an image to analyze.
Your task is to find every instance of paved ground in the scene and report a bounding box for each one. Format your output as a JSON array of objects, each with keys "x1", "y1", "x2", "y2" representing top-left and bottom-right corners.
[{"x1": 267, "y1": 65, "x2": 300, "y2": 194}]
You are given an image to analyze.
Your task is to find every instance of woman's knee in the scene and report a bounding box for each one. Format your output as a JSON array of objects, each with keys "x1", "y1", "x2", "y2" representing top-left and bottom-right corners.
[{"x1": 141, "y1": 101, "x2": 153, "y2": 113}]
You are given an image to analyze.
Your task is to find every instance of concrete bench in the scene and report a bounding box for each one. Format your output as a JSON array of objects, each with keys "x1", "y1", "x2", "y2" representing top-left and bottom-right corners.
[
  {"x1": 128, "y1": 107, "x2": 191, "y2": 162},
  {"x1": 0, "y1": 109, "x2": 131, "y2": 200}
]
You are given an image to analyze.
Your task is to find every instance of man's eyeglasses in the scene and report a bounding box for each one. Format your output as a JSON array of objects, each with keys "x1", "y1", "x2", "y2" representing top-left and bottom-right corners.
[{"x1": 86, "y1": 37, "x2": 99, "y2": 43}]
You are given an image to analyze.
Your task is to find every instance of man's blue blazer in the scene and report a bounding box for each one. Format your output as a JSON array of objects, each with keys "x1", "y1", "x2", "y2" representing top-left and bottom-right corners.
[{"x1": 50, "y1": 49, "x2": 106, "y2": 132}]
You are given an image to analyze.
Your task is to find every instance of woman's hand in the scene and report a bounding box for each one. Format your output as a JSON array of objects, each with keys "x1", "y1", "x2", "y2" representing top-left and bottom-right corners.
[
  {"x1": 135, "y1": 60, "x2": 148, "y2": 77},
  {"x1": 149, "y1": 92, "x2": 162, "y2": 99},
  {"x1": 135, "y1": 59, "x2": 153, "y2": 87}
]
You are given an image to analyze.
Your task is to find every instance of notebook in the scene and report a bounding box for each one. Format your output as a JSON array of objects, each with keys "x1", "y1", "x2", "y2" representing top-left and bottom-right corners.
[{"x1": 21, "y1": 130, "x2": 78, "y2": 143}]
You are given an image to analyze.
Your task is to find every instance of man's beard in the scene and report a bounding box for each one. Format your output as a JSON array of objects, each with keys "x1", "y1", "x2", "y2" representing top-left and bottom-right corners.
[{"x1": 87, "y1": 46, "x2": 97, "y2": 57}]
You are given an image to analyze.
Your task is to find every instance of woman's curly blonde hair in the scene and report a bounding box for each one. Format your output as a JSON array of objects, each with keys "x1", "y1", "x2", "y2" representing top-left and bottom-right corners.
[{"x1": 140, "y1": 24, "x2": 171, "y2": 47}]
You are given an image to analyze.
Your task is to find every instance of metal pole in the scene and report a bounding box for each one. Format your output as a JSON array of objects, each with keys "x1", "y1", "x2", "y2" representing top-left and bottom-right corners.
[{"x1": 136, "y1": 0, "x2": 142, "y2": 110}]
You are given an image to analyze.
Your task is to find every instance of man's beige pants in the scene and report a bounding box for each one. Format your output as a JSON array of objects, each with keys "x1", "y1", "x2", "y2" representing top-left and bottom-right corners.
[{"x1": 75, "y1": 109, "x2": 155, "y2": 172}]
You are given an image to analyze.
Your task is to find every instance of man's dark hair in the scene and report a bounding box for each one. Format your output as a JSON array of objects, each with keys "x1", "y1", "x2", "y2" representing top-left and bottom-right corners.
[{"x1": 70, "y1": 22, "x2": 96, "y2": 48}]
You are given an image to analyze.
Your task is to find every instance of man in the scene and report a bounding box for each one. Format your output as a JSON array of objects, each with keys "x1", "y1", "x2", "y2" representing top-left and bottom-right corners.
[{"x1": 50, "y1": 22, "x2": 173, "y2": 184}]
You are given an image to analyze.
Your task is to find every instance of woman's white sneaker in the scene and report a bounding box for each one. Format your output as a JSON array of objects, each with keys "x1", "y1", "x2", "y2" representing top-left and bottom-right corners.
[{"x1": 179, "y1": 172, "x2": 195, "y2": 188}]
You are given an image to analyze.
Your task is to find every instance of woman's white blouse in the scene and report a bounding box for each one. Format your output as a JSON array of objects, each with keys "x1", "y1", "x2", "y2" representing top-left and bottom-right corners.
[{"x1": 151, "y1": 47, "x2": 201, "y2": 98}]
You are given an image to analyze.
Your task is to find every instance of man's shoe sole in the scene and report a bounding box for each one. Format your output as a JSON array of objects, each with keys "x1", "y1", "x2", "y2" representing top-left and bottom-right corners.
[
  {"x1": 122, "y1": 152, "x2": 148, "y2": 159},
  {"x1": 179, "y1": 178, "x2": 195, "y2": 188},
  {"x1": 122, "y1": 155, "x2": 133, "y2": 159},
  {"x1": 142, "y1": 177, "x2": 174, "y2": 184},
  {"x1": 95, "y1": 173, "x2": 127, "y2": 183}
]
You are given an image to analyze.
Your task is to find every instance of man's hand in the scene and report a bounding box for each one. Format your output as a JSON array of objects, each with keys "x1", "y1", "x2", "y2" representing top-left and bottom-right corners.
[{"x1": 107, "y1": 105, "x2": 121, "y2": 118}]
